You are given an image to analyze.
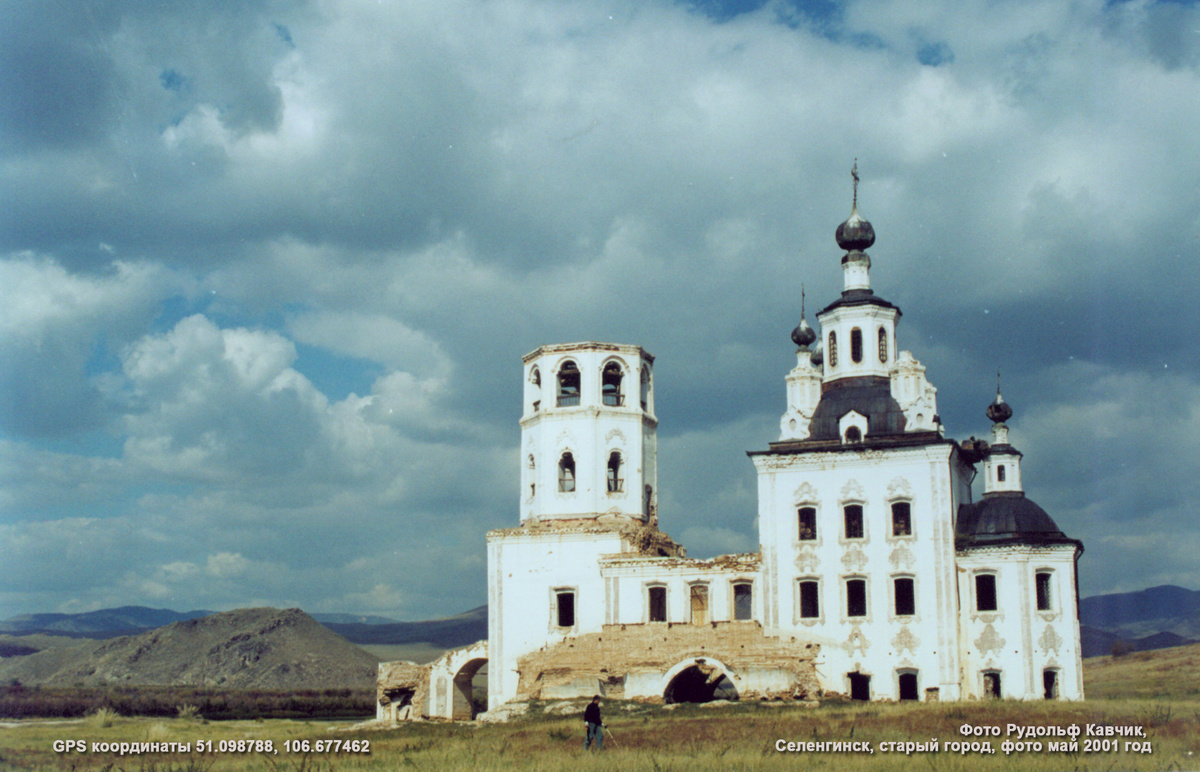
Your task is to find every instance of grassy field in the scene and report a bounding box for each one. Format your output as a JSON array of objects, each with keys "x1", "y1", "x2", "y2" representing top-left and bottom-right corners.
[{"x1": 2, "y1": 647, "x2": 1198, "y2": 771}]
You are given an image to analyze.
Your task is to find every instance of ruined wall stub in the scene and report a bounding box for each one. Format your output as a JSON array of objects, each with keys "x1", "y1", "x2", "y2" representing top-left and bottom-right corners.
[{"x1": 515, "y1": 621, "x2": 819, "y2": 703}]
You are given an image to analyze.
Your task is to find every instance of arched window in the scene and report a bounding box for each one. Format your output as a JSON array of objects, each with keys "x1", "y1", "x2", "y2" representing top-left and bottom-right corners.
[
  {"x1": 799, "y1": 580, "x2": 820, "y2": 619},
  {"x1": 798, "y1": 507, "x2": 817, "y2": 541},
  {"x1": 602, "y1": 362, "x2": 624, "y2": 406},
  {"x1": 528, "y1": 455, "x2": 536, "y2": 498},
  {"x1": 606, "y1": 452, "x2": 623, "y2": 492},
  {"x1": 1035, "y1": 571, "x2": 1053, "y2": 611},
  {"x1": 846, "y1": 578, "x2": 867, "y2": 617},
  {"x1": 844, "y1": 504, "x2": 864, "y2": 539},
  {"x1": 556, "y1": 361, "x2": 580, "y2": 406},
  {"x1": 530, "y1": 368, "x2": 541, "y2": 411},
  {"x1": 878, "y1": 327, "x2": 888, "y2": 363},
  {"x1": 891, "y1": 502, "x2": 912, "y2": 536},
  {"x1": 640, "y1": 366, "x2": 651, "y2": 410},
  {"x1": 893, "y1": 577, "x2": 915, "y2": 616},
  {"x1": 851, "y1": 327, "x2": 863, "y2": 363},
  {"x1": 828, "y1": 332, "x2": 838, "y2": 367},
  {"x1": 845, "y1": 426, "x2": 862, "y2": 443},
  {"x1": 975, "y1": 573, "x2": 998, "y2": 612},
  {"x1": 558, "y1": 452, "x2": 576, "y2": 492}
]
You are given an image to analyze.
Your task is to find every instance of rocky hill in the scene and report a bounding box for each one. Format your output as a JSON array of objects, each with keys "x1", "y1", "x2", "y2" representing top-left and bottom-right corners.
[{"x1": 0, "y1": 608, "x2": 378, "y2": 690}]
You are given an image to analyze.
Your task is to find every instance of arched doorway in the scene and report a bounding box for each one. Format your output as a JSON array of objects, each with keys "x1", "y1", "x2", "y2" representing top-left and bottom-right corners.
[
  {"x1": 451, "y1": 658, "x2": 488, "y2": 720},
  {"x1": 663, "y1": 659, "x2": 739, "y2": 704}
]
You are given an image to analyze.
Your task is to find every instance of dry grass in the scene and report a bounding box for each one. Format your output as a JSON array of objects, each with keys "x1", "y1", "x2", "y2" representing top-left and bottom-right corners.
[{"x1": 1, "y1": 647, "x2": 1198, "y2": 771}]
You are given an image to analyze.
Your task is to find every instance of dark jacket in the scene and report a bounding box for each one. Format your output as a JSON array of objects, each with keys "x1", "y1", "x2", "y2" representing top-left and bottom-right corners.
[{"x1": 584, "y1": 702, "x2": 602, "y2": 725}]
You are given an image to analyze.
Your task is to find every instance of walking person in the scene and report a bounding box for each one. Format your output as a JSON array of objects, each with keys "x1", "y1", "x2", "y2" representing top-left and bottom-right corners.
[{"x1": 583, "y1": 695, "x2": 604, "y2": 751}]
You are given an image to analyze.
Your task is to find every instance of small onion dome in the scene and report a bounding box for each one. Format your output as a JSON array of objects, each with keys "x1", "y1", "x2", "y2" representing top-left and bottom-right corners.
[
  {"x1": 835, "y1": 207, "x2": 876, "y2": 252},
  {"x1": 791, "y1": 317, "x2": 816, "y2": 348},
  {"x1": 811, "y1": 347, "x2": 824, "y2": 366},
  {"x1": 986, "y1": 392, "x2": 1013, "y2": 424}
]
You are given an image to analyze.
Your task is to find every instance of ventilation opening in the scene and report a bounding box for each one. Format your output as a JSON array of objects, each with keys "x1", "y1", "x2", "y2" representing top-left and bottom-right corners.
[{"x1": 664, "y1": 664, "x2": 738, "y2": 704}]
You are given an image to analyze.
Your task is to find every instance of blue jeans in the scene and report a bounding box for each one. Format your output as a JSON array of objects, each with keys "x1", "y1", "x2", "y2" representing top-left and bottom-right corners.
[{"x1": 585, "y1": 722, "x2": 604, "y2": 750}]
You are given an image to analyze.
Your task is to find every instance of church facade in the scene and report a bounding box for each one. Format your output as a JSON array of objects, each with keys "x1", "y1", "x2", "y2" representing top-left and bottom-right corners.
[{"x1": 378, "y1": 177, "x2": 1084, "y2": 720}]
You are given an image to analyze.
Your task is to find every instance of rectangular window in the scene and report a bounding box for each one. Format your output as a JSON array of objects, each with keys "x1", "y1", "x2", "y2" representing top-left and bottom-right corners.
[
  {"x1": 556, "y1": 591, "x2": 575, "y2": 627},
  {"x1": 846, "y1": 578, "x2": 867, "y2": 618},
  {"x1": 894, "y1": 577, "x2": 915, "y2": 616},
  {"x1": 891, "y1": 502, "x2": 911, "y2": 536},
  {"x1": 798, "y1": 507, "x2": 817, "y2": 540},
  {"x1": 844, "y1": 505, "x2": 864, "y2": 539},
  {"x1": 1035, "y1": 571, "x2": 1052, "y2": 611},
  {"x1": 733, "y1": 583, "x2": 752, "y2": 620},
  {"x1": 975, "y1": 574, "x2": 997, "y2": 612},
  {"x1": 648, "y1": 585, "x2": 667, "y2": 622},
  {"x1": 690, "y1": 584, "x2": 708, "y2": 625},
  {"x1": 799, "y1": 580, "x2": 820, "y2": 619}
]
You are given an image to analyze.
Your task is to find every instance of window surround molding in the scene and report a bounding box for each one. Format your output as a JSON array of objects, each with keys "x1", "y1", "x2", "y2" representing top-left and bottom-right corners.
[
  {"x1": 1034, "y1": 568, "x2": 1057, "y2": 617},
  {"x1": 973, "y1": 570, "x2": 1000, "y2": 618},
  {"x1": 840, "y1": 501, "x2": 868, "y2": 543},
  {"x1": 796, "y1": 503, "x2": 820, "y2": 546}
]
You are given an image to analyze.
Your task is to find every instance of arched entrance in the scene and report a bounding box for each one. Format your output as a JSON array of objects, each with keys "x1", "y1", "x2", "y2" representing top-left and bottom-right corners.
[
  {"x1": 451, "y1": 658, "x2": 488, "y2": 720},
  {"x1": 662, "y1": 658, "x2": 739, "y2": 704}
]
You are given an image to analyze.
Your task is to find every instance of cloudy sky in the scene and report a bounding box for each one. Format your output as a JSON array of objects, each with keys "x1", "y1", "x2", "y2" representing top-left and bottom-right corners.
[{"x1": 2, "y1": 0, "x2": 1198, "y2": 621}]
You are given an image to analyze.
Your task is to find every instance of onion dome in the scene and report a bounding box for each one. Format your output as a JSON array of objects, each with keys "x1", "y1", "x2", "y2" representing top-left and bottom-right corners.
[
  {"x1": 811, "y1": 346, "x2": 823, "y2": 366},
  {"x1": 986, "y1": 391, "x2": 1013, "y2": 424},
  {"x1": 791, "y1": 317, "x2": 816, "y2": 348},
  {"x1": 835, "y1": 208, "x2": 876, "y2": 252},
  {"x1": 835, "y1": 161, "x2": 875, "y2": 252}
]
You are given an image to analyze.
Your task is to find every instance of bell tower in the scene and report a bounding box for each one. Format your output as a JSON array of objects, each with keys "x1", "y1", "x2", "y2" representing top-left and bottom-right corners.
[{"x1": 519, "y1": 342, "x2": 657, "y2": 524}]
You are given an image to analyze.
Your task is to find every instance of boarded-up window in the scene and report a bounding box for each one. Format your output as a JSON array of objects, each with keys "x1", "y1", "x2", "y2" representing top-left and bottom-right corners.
[
  {"x1": 847, "y1": 578, "x2": 867, "y2": 617},
  {"x1": 798, "y1": 507, "x2": 817, "y2": 540},
  {"x1": 844, "y1": 505, "x2": 864, "y2": 539},
  {"x1": 648, "y1": 586, "x2": 667, "y2": 622},
  {"x1": 690, "y1": 585, "x2": 708, "y2": 625},
  {"x1": 733, "y1": 583, "x2": 752, "y2": 620},
  {"x1": 976, "y1": 574, "x2": 997, "y2": 612},
  {"x1": 556, "y1": 591, "x2": 575, "y2": 627},
  {"x1": 894, "y1": 577, "x2": 915, "y2": 616},
  {"x1": 799, "y1": 580, "x2": 820, "y2": 619},
  {"x1": 891, "y1": 502, "x2": 911, "y2": 536}
]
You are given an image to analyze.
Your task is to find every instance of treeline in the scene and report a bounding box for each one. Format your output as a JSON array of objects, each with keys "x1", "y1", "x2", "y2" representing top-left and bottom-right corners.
[{"x1": 0, "y1": 683, "x2": 374, "y2": 720}]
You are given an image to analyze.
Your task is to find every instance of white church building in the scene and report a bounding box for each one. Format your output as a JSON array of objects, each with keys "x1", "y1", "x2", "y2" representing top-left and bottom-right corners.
[{"x1": 378, "y1": 175, "x2": 1084, "y2": 720}]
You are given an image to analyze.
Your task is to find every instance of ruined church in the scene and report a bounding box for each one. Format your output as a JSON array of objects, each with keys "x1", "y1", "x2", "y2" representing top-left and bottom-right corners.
[{"x1": 378, "y1": 175, "x2": 1084, "y2": 720}]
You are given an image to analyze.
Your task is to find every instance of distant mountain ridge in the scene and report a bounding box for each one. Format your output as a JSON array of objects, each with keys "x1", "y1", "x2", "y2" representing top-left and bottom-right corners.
[
  {"x1": 0, "y1": 606, "x2": 214, "y2": 637},
  {"x1": 0, "y1": 608, "x2": 378, "y2": 689}
]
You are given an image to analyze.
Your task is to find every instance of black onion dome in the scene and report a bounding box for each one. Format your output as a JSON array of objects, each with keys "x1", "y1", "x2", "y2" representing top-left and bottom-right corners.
[
  {"x1": 835, "y1": 207, "x2": 876, "y2": 251},
  {"x1": 791, "y1": 317, "x2": 817, "y2": 348},
  {"x1": 986, "y1": 393, "x2": 1013, "y2": 424},
  {"x1": 956, "y1": 494, "x2": 1081, "y2": 551}
]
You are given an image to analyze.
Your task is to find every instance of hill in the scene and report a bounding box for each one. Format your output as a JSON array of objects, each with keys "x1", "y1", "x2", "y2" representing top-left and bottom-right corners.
[
  {"x1": 323, "y1": 605, "x2": 487, "y2": 648},
  {"x1": 0, "y1": 608, "x2": 378, "y2": 690}
]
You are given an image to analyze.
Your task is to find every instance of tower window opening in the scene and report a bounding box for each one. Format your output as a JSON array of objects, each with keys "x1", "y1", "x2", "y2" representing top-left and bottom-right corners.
[
  {"x1": 640, "y1": 366, "x2": 651, "y2": 410},
  {"x1": 828, "y1": 332, "x2": 838, "y2": 366},
  {"x1": 733, "y1": 582, "x2": 753, "y2": 620},
  {"x1": 851, "y1": 327, "x2": 863, "y2": 363},
  {"x1": 558, "y1": 452, "x2": 576, "y2": 493},
  {"x1": 798, "y1": 507, "x2": 817, "y2": 541},
  {"x1": 606, "y1": 452, "x2": 623, "y2": 492},
  {"x1": 894, "y1": 577, "x2": 915, "y2": 616},
  {"x1": 555, "y1": 590, "x2": 575, "y2": 628},
  {"x1": 878, "y1": 327, "x2": 888, "y2": 363},
  {"x1": 602, "y1": 362, "x2": 624, "y2": 406},
  {"x1": 846, "y1": 578, "x2": 867, "y2": 618},
  {"x1": 997, "y1": 464, "x2": 1006, "y2": 482},
  {"x1": 648, "y1": 585, "x2": 667, "y2": 622},
  {"x1": 556, "y1": 361, "x2": 580, "y2": 407},
  {"x1": 891, "y1": 502, "x2": 911, "y2": 536},
  {"x1": 1036, "y1": 571, "x2": 1053, "y2": 611},
  {"x1": 844, "y1": 504, "x2": 864, "y2": 539},
  {"x1": 799, "y1": 580, "x2": 820, "y2": 618},
  {"x1": 975, "y1": 573, "x2": 997, "y2": 612}
]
